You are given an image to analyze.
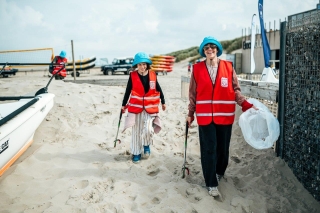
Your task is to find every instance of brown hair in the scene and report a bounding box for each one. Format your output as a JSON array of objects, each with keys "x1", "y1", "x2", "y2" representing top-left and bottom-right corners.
[{"x1": 132, "y1": 63, "x2": 151, "y2": 70}]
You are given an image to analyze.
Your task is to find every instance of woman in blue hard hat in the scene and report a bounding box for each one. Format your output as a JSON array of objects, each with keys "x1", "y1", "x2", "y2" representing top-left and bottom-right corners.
[
  {"x1": 121, "y1": 52, "x2": 166, "y2": 164},
  {"x1": 187, "y1": 36, "x2": 257, "y2": 197}
]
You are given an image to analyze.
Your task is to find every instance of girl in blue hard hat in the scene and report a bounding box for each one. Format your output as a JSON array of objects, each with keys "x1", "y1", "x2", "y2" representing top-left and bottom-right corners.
[
  {"x1": 121, "y1": 52, "x2": 166, "y2": 164},
  {"x1": 187, "y1": 36, "x2": 257, "y2": 197}
]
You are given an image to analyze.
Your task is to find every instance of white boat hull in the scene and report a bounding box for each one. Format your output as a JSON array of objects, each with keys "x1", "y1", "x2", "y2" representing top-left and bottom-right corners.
[{"x1": 0, "y1": 93, "x2": 55, "y2": 176}]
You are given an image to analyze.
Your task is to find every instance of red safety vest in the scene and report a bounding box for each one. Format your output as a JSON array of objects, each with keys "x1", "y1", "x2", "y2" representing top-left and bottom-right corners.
[
  {"x1": 52, "y1": 56, "x2": 67, "y2": 77},
  {"x1": 127, "y1": 71, "x2": 160, "y2": 114},
  {"x1": 193, "y1": 60, "x2": 236, "y2": 125}
]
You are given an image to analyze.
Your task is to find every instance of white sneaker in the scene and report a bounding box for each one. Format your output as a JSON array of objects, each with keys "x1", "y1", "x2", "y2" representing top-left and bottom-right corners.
[{"x1": 208, "y1": 187, "x2": 219, "y2": 197}]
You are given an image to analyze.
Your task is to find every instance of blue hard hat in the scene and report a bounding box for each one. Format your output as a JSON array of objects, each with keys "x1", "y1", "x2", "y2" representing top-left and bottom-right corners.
[
  {"x1": 59, "y1": 50, "x2": 66, "y2": 58},
  {"x1": 199, "y1": 36, "x2": 223, "y2": 57},
  {"x1": 132, "y1": 52, "x2": 152, "y2": 66}
]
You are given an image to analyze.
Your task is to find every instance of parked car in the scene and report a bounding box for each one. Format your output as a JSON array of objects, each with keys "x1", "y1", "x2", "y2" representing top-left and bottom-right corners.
[
  {"x1": 0, "y1": 66, "x2": 18, "y2": 78},
  {"x1": 101, "y1": 57, "x2": 134, "y2": 75}
]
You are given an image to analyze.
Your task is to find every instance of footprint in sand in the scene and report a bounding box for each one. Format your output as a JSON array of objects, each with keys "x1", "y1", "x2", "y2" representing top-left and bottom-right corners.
[
  {"x1": 152, "y1": 197, "x2": 161, "y2": 204},
  {"x1": 186, "y1": 187, "x2": 200, "y2": 195},
  {"x1": 231, "y1": 176, "x2": 247, "y2": 191},
  {"x1": 114, "y1": 155, "x2": 131, "y2": 162},
  {"x1": 75, "y1": 180, "x2": 89, "y2": 189},
  {"x1": 114, "y1": 151, "x2": 131, "y2": 161},
  {"x1": 82, "y1": 190, "x2": 101, "y2": 203},
  {"x1": 147, "y1": 168, "x2": 160, "y2": 176},
  {"x1": 186, "y1": 187, "x2": 204, "y2": 201},
  {"x1": 231, "y1": 155, "x2": 241, "y2": 163}
]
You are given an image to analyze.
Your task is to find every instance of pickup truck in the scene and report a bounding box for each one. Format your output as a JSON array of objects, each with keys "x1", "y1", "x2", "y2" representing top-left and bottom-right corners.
[
  {"x1": 101, "y1": 57, "x2": 134, "y2": 75},
  {"x1": 0, "y1": 66, "x2": 18, "y2": 78}
]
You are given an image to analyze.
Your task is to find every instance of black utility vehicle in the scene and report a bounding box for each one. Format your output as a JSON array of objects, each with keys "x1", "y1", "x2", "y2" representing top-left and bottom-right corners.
[
  {"x1": 0, "y1": 66, "x2": 18, "y2": 78},
  {"x1": 101, "y1": 57, "x2": 134, "y2": 75}
]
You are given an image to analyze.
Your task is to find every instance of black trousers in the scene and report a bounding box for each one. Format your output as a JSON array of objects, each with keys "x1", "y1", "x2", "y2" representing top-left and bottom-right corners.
[{"x1": 198, "y1": 122, "x2": 232, "y2": 187}]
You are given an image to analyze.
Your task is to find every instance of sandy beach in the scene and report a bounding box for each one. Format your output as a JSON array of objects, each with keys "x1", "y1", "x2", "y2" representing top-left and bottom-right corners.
[{"x1": 0, "y1": 60, "x2": 319, "y2": 213}]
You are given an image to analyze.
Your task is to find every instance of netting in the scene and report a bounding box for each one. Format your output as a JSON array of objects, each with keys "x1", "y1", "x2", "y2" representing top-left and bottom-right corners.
[
  {"x1": 237, "y1": 73, "x2": 279, "y2": 81},
  {"x1": 281, "y1": 11, "x2": 320, "y2": 201},
  {"x1": 0, "y1": 48, "x2": 54, "y2": 68},
  {"x1": 237, "y1": 73, "x2": 278, "y2": 117},
  {"x1": 244, "y1": 95, "x2": 278, "y2": 118}
]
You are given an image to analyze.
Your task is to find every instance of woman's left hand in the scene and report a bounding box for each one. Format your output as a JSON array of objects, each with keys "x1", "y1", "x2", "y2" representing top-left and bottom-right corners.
[
  {"x1": 252, "y1": 105, "x2": 258, "y2": 110},
  {"x1": 162, "y1": 104, "x2": 166, "y2": 111}
]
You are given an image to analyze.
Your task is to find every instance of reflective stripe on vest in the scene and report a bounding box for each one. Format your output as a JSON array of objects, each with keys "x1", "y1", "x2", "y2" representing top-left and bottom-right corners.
[
  {"x1": 196, "y1": 112, "x2": 235, "y2": 116},
  {"x1": 193, "y1": 60, "x2": 236, "y2": 125},
  {"x1": 130, "y1": 95, "x2": 160, "y2": 100},
  {"x1": 196, "y1": 100, "x2": 236, "y2": 104},
  {"x1": 128, "y1": 71, "x2": 160, "y2": 114}
]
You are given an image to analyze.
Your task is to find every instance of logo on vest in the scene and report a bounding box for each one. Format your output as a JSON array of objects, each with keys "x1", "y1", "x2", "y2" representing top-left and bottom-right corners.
[
  {"x1": 150, "y1": 81, "x2": 155, "y2": 89},
  {"x1": 221, "y1": 77, "x2": 228, "y2": 87}
]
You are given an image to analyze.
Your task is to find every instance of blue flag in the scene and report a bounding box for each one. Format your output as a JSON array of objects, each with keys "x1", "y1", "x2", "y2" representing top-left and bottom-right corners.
[{"x1": 258, "y1": 0, "x2": 271, "y2": 68}]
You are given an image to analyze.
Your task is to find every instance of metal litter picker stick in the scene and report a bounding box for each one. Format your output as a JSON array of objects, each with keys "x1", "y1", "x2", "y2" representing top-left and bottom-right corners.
[
  {"x1": 114, "y1": 110, "x2": 122, "y2": 147},
  {"x1": 182, "y1": 121, "x2": 190, "y2": 178}
]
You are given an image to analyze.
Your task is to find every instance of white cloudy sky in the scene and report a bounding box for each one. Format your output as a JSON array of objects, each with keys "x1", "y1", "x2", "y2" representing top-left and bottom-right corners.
[{"x1": 0, "y1": 0, "x2": 318, "y2": 62}]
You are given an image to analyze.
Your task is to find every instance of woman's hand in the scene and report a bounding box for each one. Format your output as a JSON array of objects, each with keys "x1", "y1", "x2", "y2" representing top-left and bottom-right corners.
[
  {"x1": 252, "y1": 105, "x2": 258, "y2": 110},
  {"x1": 162, "y1": 104, "x2": 166, "y2": 111},
  {"x1": 121, "y1": 106, "x2": 126, "y2": 114},
  {"x1": 187, "y1": 116, "x2": 194, "y2": 127}
]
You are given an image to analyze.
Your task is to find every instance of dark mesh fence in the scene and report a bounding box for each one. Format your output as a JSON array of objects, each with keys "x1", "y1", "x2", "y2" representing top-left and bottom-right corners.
[{"x1": 282, "y1": 11, "x2": 320, "y2": 201}]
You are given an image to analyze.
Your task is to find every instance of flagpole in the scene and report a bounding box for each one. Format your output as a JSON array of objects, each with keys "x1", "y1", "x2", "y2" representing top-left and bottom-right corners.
[{"x1": 250, "y1": 14, "x2": 256, "y2": 75}]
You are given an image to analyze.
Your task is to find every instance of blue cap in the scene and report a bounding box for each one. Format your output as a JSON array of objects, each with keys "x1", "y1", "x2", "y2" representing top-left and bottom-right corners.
[
  {"x1": 59, "y1": 50, "x2": 66, "y2": 58},
  {"x1": 199, "y1": 36, "x2": 223, "y2": 57},
  {"x1": 132, "y1": 52, "x2": 152, "y2": 66}
]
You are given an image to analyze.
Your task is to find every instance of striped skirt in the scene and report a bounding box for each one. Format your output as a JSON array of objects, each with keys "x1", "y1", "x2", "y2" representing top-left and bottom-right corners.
[{"x1": 131, "y1": 110, "x2": 155, "y2": 155}]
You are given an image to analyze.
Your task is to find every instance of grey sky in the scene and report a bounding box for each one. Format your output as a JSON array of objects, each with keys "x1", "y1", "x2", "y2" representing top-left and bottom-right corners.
[{"x1": 0, "y1": 0, "x2": 318, "y2": 62}]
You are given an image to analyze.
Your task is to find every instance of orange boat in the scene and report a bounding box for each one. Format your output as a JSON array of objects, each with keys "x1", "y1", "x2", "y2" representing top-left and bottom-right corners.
[
  {"x1": 151, "y1": 64, "x2": 172, "y2": 69},
  {"x1": 152, "y1": 61, "x2": 173, "y2": 66},
  {"x1": 150, "y1": 57, "x2": 175, "y2": 62},
  {"x1": 150, "y1": 68, "x2": 173, "y2": 72},
  {"x1": 151, "y1": 55, "x2": 175, "y2": 59}
]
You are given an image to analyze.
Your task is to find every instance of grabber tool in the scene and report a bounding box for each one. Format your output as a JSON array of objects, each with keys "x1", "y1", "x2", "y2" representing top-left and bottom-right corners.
[
  {"x1": 182, "y1": 121, "x2": 190, "y2": 178},
  {"x1": 114, "y1": 109, "x2": 123, "y2": 147}
]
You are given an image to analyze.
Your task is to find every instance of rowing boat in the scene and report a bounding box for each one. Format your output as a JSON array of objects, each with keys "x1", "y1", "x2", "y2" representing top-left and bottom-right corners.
[
  {"x1": 0, "y1": 93, "x2": 54, "y2": 176},
  {"x1": 0, "y1": 62, "x2": 62, "y2": 176}
]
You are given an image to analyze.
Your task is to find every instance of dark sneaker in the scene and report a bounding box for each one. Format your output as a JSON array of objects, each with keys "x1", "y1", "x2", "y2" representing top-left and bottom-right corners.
[
  {"x1": 132, "y1": 154, "x2": 141, "y2": 164},
  {"x1": 144, "y1": 146, "x2": 150, "y2": 158}
]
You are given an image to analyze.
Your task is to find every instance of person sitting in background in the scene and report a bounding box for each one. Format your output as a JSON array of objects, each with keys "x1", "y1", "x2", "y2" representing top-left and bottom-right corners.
[{"x1": 51, "y1": 50, "x2": 68, "y2": 80}]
